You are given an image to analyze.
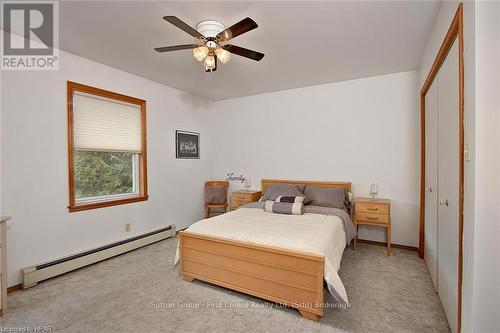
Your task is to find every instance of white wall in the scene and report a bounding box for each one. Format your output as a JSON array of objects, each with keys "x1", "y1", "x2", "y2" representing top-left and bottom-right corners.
[
  {"x1": 1, "y1": 48, "x2": 213, "y2": 286},
  {"x1": 212, "y1": 71, "x2": 420, "y2": 247},
  {"x1": 418, "y1": 2, "x2": 476, "y2": 331},
  {"x1": 472, "y1": 1, "x2": 500, "y2": 331},
  {"x1": 0, "y1": 67, "x2": 2, "y2": 217}
]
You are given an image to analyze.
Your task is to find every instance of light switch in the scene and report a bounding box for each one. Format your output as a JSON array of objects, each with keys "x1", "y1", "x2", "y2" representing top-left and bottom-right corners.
[{"x1": 464, "y1": 140, "x2": 471, "y2": 161}]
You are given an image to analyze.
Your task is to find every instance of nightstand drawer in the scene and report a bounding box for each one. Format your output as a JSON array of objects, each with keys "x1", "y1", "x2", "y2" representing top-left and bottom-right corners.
[
  {"x1": 234, "y1": 194, "x2": 252, "y2": 201},
  {"x1": 355, "y1": 212, "x2": 389, "y2": 224},
  {"x1": 231, "y1": 191, "x2": 261, "y2": 201},
  {"x1": 356, "y1": 202, "x2": 389, "y2": 215},
  {"x1": 231, "y1": 198, "x2": 252, "y2": 206}
]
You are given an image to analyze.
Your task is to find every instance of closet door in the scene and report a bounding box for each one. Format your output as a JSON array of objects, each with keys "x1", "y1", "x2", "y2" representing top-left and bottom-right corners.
[
  {"x1": 424, "y1": 78, "x2": 439, "y2": 291},
  {"x1": 437, "y1": 38, "x2": 459, "y2": 333}
]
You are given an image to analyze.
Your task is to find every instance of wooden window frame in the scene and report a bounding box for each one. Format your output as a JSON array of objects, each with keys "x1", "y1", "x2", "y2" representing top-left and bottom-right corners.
[
  {"x1": 419, "y1": 4, "x2": 464, "y2": 332},
  {"x1": 67, "y1": 81, "x2": 148, "y2": 212}
]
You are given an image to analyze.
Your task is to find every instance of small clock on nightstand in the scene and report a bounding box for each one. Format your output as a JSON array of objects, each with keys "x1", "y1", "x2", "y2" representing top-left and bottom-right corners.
[{"x1": 353, "y1": 197, "x2": 392, "y2": 255}]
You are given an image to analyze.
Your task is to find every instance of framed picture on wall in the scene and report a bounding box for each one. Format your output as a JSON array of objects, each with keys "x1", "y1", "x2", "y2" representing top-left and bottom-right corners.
[{"x1": 176, "y1": 130, "x2": 200, "y2": 159}]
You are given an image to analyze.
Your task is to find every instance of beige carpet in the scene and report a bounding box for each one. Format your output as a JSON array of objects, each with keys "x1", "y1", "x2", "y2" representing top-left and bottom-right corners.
[{"x1": 0, "y1": 237, "x2": 450, "y2": 332}]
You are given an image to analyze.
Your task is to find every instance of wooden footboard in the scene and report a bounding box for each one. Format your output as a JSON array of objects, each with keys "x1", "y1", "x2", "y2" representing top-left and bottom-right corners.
[{"x1": 178, "y1": 231, "x2": 325, "y2": 321}]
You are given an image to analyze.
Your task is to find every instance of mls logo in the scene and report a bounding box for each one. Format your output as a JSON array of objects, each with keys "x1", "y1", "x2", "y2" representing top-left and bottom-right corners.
[{"x1": 1, "y1": 1, "x2": 59, "y2": 70}]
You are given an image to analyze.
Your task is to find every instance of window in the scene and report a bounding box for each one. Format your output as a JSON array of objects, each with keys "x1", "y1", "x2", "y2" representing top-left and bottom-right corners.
[{"x1": 67, "y1": 82, "x2": 148, "y2": 212}]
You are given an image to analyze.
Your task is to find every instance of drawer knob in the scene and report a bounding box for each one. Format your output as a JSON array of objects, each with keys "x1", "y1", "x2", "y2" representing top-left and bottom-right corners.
[
  {"x1": 367, "y1": 207, "x2": 378, "y2": 211},
  {"x1": 367, "y1": 216, "x2": 379, "y2": 221}
]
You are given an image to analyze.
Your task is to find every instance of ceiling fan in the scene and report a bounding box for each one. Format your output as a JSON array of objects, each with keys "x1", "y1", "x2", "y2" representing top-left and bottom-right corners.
[{"x1": 155, "y1": 16, "x2": 264, "y2": 72}]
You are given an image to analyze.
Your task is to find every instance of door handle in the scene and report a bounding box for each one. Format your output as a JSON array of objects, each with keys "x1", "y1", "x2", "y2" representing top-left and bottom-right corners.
[
  {"x1": 439, "y1": 199, "x2": 449, "y2": 207},
  {"x1": 425, "y1": 186, "x2": 433, "y2": 193}
]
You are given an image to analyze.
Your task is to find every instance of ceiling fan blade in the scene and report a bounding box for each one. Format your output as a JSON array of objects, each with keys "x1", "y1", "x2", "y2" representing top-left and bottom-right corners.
[
  {"x1": 154, "y1": 44, "x2": 199, "y2": 52},
  {"x1": 163, "y1": 16, "x2": 204, "y2": 39},
  {"x1": 222, "y1": 45, "x2": 264, "y2": 61},
  {"x1": 217, "y1": 17, "x2": 258, "y2": 42}
]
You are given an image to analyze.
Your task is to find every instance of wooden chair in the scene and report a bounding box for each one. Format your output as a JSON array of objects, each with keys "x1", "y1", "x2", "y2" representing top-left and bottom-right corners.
[{"x1": 204, "y1": 181, "x2": 229, "y2": 218}]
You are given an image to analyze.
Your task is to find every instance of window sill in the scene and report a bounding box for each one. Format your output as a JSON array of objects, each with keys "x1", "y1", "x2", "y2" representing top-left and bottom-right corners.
[{"x1": 68, "y1": 195, "x2": 149, "y2": 212}]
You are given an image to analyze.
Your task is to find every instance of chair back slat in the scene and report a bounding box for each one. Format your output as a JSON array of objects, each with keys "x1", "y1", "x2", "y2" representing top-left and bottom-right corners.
[{"x1": 205, "y1": 180, "x2": 229, "y2": 188}]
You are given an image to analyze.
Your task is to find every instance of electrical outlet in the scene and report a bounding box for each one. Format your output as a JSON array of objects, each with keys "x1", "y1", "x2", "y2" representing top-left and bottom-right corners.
[{"x1": 125, "y1": 223, "x2": 131, "y2": 232}]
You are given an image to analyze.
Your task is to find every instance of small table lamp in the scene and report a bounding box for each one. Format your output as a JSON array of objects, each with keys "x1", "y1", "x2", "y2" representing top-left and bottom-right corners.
[
  {"x1": 244, "y1": 178, "x2": 251, "y2": 191},
  {"x1": 370, "y1": 183, "x2": 379, "y2": 199}
]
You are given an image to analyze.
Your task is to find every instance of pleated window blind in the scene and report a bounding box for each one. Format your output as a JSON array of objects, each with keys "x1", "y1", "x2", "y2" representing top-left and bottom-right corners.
[
  {"x1": 67, "y1": 82, "x2": 148, "y2": 212},
  {"x1": 73, "y1": 92, "x2": 142, "y2": 153}
]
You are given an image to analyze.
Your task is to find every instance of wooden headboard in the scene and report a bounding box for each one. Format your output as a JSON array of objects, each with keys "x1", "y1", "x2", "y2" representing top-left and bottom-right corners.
[{"x1": 261, "y1": 179, "x2": 351, "y2": 194}]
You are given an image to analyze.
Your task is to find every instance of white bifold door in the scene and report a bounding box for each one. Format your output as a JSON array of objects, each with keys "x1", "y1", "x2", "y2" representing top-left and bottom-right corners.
[
  {"x1": 424, "y1": 77, "x2": 439, "y2": 291},
  {"x1": 424, "y1": 38, "x2": 459, "y2": 333}
]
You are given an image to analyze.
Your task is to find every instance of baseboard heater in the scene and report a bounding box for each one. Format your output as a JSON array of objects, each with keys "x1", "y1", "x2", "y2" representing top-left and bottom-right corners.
[{"x1": 23, "y1": 224, "x2": 176, "y2": 289}]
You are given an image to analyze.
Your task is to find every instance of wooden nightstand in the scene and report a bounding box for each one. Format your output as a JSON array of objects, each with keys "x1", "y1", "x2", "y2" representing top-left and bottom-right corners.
[
  {"x1": 231, "y1": 190, "x2": 262, "y2": 211},
  {"x1": 353, "y1": 197, "x2": 391, "y2": 255}
]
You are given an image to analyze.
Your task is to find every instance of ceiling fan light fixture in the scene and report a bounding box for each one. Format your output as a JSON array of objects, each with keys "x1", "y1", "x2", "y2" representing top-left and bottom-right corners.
[
  {"x1": 192, "y1": 45, "x2": 209, "y2": 62},
  {"x1": 204, "y1": 53, "x2": 216, "y2": 69},
  {"x1": 215, "y1": 47, "x2": 231, "y2": 64},
  {"x1": 156, "y1": 16, "x2": 264, "y2": 73}
]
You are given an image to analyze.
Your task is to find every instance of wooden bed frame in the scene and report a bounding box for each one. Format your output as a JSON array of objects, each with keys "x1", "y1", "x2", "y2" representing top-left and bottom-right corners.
[{"x1": 178, "y1": 179, "x2": 351, "y2": 321}]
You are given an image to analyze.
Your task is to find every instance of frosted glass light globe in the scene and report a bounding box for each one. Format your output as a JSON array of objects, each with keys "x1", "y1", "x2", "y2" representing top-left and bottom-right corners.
[
  {"x1": 204, "y1": 54, "x2": 216, "y2": 69},
  {"x1": 192, "y1": 45, "x2": 209, "y2": 62},
  {"x1": 215, "y1": 47, "x2": 231, "y2": 64}
]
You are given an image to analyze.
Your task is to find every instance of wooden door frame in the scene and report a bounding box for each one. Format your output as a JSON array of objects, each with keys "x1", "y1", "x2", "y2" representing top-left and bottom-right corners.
[{"x1": 419, "y1": 3, "x2": 464, "y2": 332}]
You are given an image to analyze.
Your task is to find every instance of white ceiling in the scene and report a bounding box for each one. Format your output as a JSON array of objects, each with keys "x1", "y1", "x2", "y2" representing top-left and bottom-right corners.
[{"x1": 59, "y1": 1, "x2": 440, "y2": 100}]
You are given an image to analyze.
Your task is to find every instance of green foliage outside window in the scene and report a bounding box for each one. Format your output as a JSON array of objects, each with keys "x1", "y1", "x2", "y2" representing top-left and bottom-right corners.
[{"x1": 75, "y1": 151, "x2": 134, "y2": 199}]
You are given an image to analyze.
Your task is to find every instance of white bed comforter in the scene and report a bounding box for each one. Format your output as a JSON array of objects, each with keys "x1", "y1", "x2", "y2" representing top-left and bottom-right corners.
[{"x1": 174, "y1": 207, "x2": 349, "y2": 304}]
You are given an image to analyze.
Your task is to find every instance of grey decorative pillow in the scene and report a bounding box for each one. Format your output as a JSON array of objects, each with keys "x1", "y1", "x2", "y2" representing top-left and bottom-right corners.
[
  {"x1": 205, "y1": 185, "x2": 227, "y2": 205},
  {"x1": 304, "y1": 186, "x2": 347, "y2": 210},
  {"x1": 260, "y1": 184, "x2": 307, "y2": 202},
  {"x1": 264, "y1": 200, "x2": 304, "y2": 215}
]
